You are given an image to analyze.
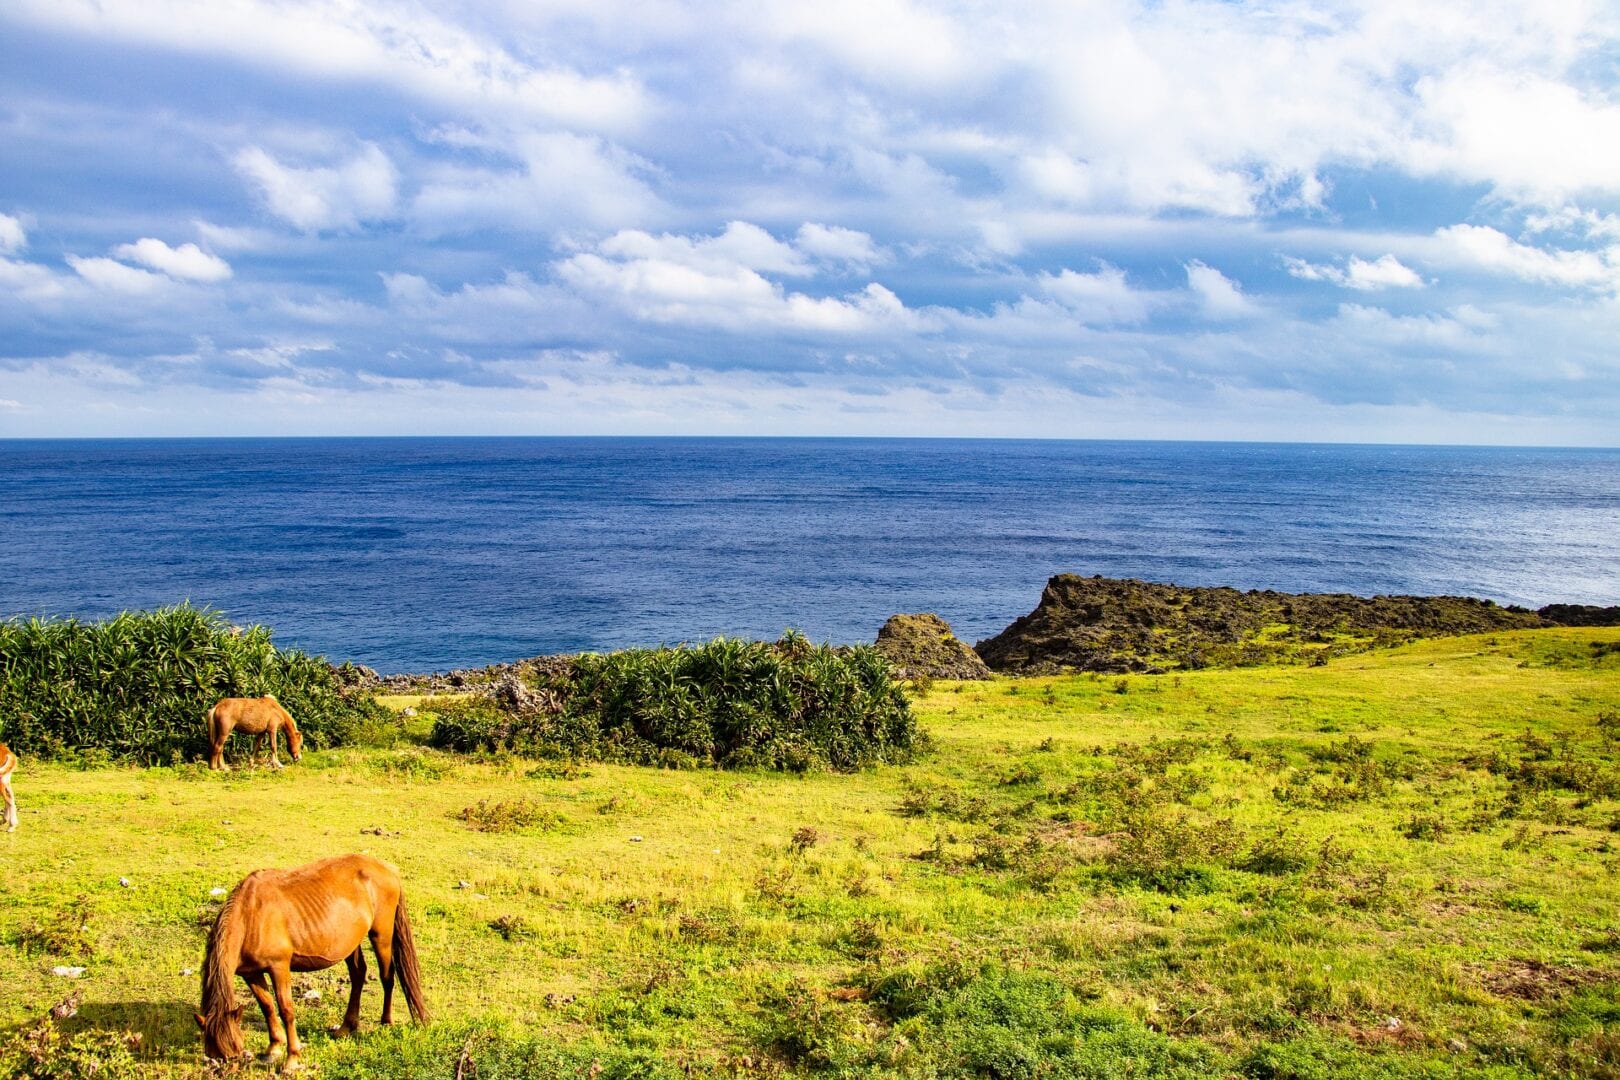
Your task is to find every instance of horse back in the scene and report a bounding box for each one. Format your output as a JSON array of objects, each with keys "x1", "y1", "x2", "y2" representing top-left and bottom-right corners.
[
  {"x1": 210, "y1": 696, "x2": 292, "y2": 735},
  {"x1": 231, "y1": 855, "x2": 401, "y2": 968}
]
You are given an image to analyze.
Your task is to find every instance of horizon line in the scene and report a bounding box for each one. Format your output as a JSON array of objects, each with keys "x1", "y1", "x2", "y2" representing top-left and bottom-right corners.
[{"x1": 1, "y1": 433, "x2": 1617, "y2": 452}]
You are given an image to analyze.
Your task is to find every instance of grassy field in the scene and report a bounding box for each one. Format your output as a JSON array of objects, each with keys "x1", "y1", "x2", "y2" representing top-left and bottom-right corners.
[{"x1": 3, "y1": 628, "x2": 1619, "y2": 1077}]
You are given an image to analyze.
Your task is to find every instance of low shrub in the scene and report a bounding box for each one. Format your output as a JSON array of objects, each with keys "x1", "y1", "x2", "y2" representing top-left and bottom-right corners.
[
  {"x1": 0, "y1": 605, "x2": 394, "y2": 763},
  {"x1": 431, "y1": 631, "x2": 916, "y2": 772}
]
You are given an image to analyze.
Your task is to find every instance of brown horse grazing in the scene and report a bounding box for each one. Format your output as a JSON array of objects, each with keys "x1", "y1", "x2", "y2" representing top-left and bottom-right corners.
[
  {"x1": 206, "y1": 696, "x2": 303, "y2": 770},
  {"x1": 1, "y1": 742, "x2": 16, "y2": 831},
  {"x1": 197, "y1": 853, "x2": 427, "y2": 1068}
]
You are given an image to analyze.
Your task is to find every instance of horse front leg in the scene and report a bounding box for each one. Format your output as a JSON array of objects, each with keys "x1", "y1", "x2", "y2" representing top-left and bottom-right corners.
[
  {"x1": 371, "y1": 927, "x2": 396, "y2": 1025},
  {"x1": 245, "y1": 971, "x2": 285, "y2": 1060},
  {"x1": 267, "y1": 726, "x2": 283, "y2": 769},
  {"x1": 2, "y1": 774, "x2": 15, "y2": 831},
  {"x1": 269, "y1": 961, "x2": 303, "y2": 1070},
  {"x1": 333, "y1": 946, "x2": 366, "y2": 1036}
]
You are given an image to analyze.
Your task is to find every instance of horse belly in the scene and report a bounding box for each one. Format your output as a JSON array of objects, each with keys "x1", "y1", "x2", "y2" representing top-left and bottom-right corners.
[
  {"x1": 289, "y1": 911, "x2": 372, "y2": 971},
  {"x1": 290, "y1": 952, "x2": 350, "y2": 972}
]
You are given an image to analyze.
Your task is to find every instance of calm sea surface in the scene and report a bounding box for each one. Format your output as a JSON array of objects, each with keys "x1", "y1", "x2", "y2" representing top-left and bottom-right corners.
[{"x1": 1, "y1": 438, "x2": 1616, "y2": 671}]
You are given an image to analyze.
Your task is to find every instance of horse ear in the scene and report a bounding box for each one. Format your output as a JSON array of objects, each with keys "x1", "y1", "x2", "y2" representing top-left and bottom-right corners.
[{"x1": 194, "y1": 1013, "x2": 207, "y2": 1030}]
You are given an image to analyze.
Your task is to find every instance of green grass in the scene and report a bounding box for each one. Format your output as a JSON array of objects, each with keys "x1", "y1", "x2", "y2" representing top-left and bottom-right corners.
[{"x1": 2, "y1": 628, "x2": 1619, "y2": 1077}]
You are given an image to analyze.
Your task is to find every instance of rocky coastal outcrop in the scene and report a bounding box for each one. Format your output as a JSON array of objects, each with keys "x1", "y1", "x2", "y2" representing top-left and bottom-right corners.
[
  {"x1": 1538, "y1": 604, "x2": 1620, "y2": 627},
  {"x1": 874, "y1": 613, "x2": 992, "y2": 680},
  {"x1": 975, "y1": 574, "x2": 1547, "y2": 675}
]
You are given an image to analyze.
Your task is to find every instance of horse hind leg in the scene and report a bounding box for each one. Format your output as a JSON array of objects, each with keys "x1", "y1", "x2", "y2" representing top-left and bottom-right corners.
[
  {"x1": 245, "y1": 971, "x2": 285, "y2": 1060},
  {"x1": 333, "y1": 946, "x2": 366, "y2": 1036},
  {"x1": 3, "y1": 774, "x2": 16, "y2": 832}
]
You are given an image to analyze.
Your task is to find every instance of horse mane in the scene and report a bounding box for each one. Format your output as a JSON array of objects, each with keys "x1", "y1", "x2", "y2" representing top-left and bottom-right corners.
[{"x1": 201, "y1": 887, "x2": 245, "y2": 1022}]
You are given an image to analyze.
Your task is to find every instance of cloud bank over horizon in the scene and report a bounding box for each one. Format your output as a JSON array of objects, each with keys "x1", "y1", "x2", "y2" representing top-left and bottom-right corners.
[{"x1": 1, "y1": 0, "x2": 1618, "y2": 442}]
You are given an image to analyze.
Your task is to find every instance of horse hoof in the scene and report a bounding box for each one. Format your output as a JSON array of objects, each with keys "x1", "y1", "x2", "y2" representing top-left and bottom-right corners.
[{"x1": 279, "y1": 1059, "x2": 305, "y2": 1075}]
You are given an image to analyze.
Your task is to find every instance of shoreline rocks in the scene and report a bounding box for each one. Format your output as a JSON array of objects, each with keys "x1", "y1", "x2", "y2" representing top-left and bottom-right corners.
[
  {"x1": 975, "y1": 574, "x2": 1550, "y2": 675},
  {"x1": 874, "y1": 613, "x2": 992, "y2": 680}
]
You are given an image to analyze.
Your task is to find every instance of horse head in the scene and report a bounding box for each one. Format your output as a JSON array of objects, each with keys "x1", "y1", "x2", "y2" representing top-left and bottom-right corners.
[{"x1": 196, "y1": 1005, "x2": 245, "y2": 1059}]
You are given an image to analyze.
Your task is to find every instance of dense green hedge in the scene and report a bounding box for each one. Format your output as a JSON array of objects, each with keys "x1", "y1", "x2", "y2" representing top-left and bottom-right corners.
[
  {"x1": 0, "y1": 605, "x2": 392, "y2": 764},
  {"x1": 430, "y1": 632, "x2": 917, "y2": 771}
]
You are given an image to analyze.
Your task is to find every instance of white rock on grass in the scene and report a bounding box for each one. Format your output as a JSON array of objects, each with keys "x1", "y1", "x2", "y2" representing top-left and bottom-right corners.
[{"x1": 52, "y1": 966, "x2": 86, "y2": 978}]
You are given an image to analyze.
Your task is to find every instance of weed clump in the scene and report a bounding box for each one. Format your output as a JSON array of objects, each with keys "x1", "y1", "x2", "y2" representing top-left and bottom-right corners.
[
  {"x1": 16, "y1": 895, "x2": 95, "y2": 959},
  {"x1": 457, "y1": 797, "x2": 566, "y2": 833},
  {"x1": 0, "y1": 1013, "x2": 143, "y2": 1080}
]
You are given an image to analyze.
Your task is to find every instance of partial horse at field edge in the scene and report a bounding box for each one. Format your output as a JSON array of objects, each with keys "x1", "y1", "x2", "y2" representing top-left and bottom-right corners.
[
  {"x1": 198, "y1": 853, "x2": 427, "y2": 1068},
  {"x1": 206, "y1": 696, "x2": 303, "y2": 770},
  {"x1": 1, "y1": 742, "x2": 16, "y2": 831}
]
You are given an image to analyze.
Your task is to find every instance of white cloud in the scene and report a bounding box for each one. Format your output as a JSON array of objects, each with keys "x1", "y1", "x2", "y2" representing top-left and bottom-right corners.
[
  {"x1": 1185, "y1": 261, "x2": 1257, "y2": 320},
  {"x1": 65, "y1": 255, "x2": 169, "y2": 294},
  {"x1": 412, "y1": 132, "x2": 661, "y2": 236},
  {"x1": 5, "y1": 0, "x2": 649, "y2": 134},
  {"x1": 1435, "y1": 224, "x2": 1618, "y2": 288},
  {"x1": 795, "y1": 224, "x2": 885, "y2": 269},
  {"x1": 233, "y1": 143, "x2": 398, "y2": 232},
  {"x1": 112, "y1": 238, "x2": 232, "y2": 282},
  {"x1": 556, "y1": 223, "x2": 926, "y2": 334},
  {"x1": 0, "y1": 213, "x2": 26, "y2": 255},
  {"x1": 1285, "y1": 253, "x2": 1424, "y2": 290},
  {"x1": 192, "y1": 220, "x2": 284, "y2": 254},
  {"x1": 0, "y1": 257, "x2": 68, "y2": 303},
  {"x1": 598, "y1": 221, "x2": 810, "y2": 277},
  {"x1": 1037, "y1": 264, "x2": 1155, "y2": 324},
  {"x1": 1332, "y1": 303, "x2": 1482, "y2": 351},
  {"x1": 1410, "y1": 68, "x2": 1620, "y2": 204}
]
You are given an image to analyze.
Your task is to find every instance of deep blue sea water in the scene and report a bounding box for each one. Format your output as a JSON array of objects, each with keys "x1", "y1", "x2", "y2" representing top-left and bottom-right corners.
[{"x1": 1, "y1": 438, "x2": 1617, "y2": 671}]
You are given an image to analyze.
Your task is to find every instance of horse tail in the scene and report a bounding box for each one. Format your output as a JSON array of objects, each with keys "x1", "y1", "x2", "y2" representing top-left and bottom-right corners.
[{"x1": 392, "y1": 890, "x2": 429, "y2": 1022}]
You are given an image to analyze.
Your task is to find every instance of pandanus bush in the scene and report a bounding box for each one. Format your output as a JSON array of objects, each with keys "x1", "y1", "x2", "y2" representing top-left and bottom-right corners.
[
  {"x1": 430, "y1": 630, "x2": 917, "y2": 772},
  {"x1": 0, "y1": 604, "x2": 389, "y2": 763}
]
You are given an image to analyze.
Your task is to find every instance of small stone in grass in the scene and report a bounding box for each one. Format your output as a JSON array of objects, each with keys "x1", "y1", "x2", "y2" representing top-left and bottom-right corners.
[
  {"x1": 628, "y1": 835, "x2": 644, "y2": 843},
  {"x1": 302, "y1": 989, "x2": 321, "y2": 1004},
  {"x1": 52, "y1": 966, "x2": 86, "y2": 978},
  {"x1": 210, "y1": 887, "x2": 227, "y2": 896},
  {"x1": 118, "y1": 877, "x2": 131, "y2": 888}
]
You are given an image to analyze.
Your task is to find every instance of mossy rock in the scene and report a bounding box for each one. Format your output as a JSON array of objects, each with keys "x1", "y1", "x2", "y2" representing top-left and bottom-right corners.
[
  {"x1": 874, "y1": 613, "x2": 992, "y2": 680},
  {"x1": 975, "y1": 574, "x2": 1546, "y2": 675}
]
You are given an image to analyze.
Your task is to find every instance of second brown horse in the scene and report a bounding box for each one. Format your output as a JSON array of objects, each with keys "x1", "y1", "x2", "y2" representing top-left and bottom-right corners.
[
  {"x1": 197, "y1": 853, "x2": 427, "y2": 1068},
  {"x1": 1, "y1": 742, "x2": 16, "y2": 831},
  {"x1": 206, "y1": 695, "x2": 303, "y2": 770}
]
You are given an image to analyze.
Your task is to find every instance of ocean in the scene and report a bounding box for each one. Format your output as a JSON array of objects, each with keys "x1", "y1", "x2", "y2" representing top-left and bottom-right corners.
[{"x1": 1, "y1": 438, "x2": 1616, "y2": 672}]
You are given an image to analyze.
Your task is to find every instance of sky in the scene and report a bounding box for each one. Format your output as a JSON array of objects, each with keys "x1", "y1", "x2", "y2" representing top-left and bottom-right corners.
[{"x1": 1, "y1": 1, "x2": 1618, "y2": 443}]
